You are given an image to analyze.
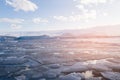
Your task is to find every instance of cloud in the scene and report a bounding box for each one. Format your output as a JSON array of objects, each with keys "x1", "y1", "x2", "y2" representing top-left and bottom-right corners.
[
  {"x1": 74, "y1": 0, "x2": 113, "y2": 6},
  {"x1": 10, "y1": 24, "x2": 22, "y2": 29},
  {"x1": 0, "y1": 18, "x2": 24, "y2": 30},
  {"x1": 73, "y1": 0, "x2": 114, "y2": 20},
  {"x1": 74, "y1": 0, "x2": 113, "y2": 12},
  {"x1": 53, "y1": 0, "x2": 111, "y2": 23},
  {"x1": 80, "y1": 0, "x2": 107, "y2": 5},
  {"x1": 53, "y1": 10, "x2": 96, "y2": 22},
  {"x1": 103, "y1": 12, "x2": 108, "y2": 16},
  {"x1": 6, "y1": 0, "x2": 38, "y2": 12},
  {"x1": 84, "y1": 10, "x2": 97, "y2": 19},
  {"x1": 33, "y1": 18, "x2": 48, "y2": 24},
  {"x1": 53, "y1": 15, "x2": 83, "y2": 22},
  {"x1": 53, "y1": 16, "x2": 68, "y2": 22},
  {"x1": 0, "y1": 18, "x2": 24, "y2": 23},
  {"x1": 74, "y1": 0, "x2": 115, "y2": 10}
]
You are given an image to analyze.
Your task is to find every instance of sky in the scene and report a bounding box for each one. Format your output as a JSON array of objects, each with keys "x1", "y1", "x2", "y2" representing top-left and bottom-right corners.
[{"x1": 0, "y1": 0, "x2": 120, "y2": 32}]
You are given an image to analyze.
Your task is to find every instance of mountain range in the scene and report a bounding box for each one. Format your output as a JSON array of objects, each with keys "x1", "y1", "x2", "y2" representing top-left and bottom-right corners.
[{"x1": 0, "y1": 25, "x2": 120, "y2": 37}]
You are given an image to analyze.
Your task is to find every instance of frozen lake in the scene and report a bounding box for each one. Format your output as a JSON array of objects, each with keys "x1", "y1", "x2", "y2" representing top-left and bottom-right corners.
[
  {"x1": 62, "y1": 37, "x2": 120, "y2": 43},
  {"x1": 0, "y1": 36, "x2": 120, "y2": 80}
]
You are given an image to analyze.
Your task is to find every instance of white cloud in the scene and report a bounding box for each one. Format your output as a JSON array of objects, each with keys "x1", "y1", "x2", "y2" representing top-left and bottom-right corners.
[
  {"x1": 53, "y1": 16, "x2": 68, "y2": 22},
  {"x1": 6, "y1": 0, "x2": 38, "y2": 12},
  {"x1": 74, "y1": 0, "x2": 113, "y2": 6},
  {"x1": 103, "y1": 12, "x2": 108, "y2": 16},
  {"x1": 33, "y1": 18, "x2": 48, "y2": 24},
  {"x1": 80, "y1": 0, "x2": 107, "y2": 5},
  {"x1": 75, "y1": 4, "x2": 88, "y2": 13},
  {"x1": 74, "y1": 0, "x2": 114, "y2": 12},
  {"x1": 0, "y1": 18, "x2": 24, "y2": 23},
  {"x1": 75, "y1": 4, "x2": 84, "y2": 10},
  {"x1": 0, "y1": 18, "x2": 24, "y2": 30},
  {"x1": 53, "y1": 10, "x2": 96, "y2": 22},
  {"x1": 73, "y1": 0, "x2": 114, "y2": 20},
  {"x1": 10, "y1": 24, "x2": 22, "y2": 29},
  {"x1": 84, "y1": 10, "x2": 97, "y2": 19}
]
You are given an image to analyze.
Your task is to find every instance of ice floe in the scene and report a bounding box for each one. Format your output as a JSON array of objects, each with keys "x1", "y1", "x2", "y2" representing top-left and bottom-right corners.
[{"x1": 101, "y1": 72, "x2": 120, "y2": 80}]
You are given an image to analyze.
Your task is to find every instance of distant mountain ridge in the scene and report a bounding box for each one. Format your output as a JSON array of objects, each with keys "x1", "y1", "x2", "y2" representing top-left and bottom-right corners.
[
  {"x1": 60, "y1": 25, "x2": 120, "y2": 38},
  {"x1": 0, "y1": 25, "x2": 120, "y2": 37}
]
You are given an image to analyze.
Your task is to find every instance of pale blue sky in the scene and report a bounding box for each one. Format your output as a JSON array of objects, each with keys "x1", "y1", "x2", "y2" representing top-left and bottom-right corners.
[{"x1": 0, "y1": 0, "x2": 120, "y2": 32}]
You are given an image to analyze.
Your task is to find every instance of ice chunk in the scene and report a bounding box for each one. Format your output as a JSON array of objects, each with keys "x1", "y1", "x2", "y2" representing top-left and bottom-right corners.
[
  {"x1": 15, "y1": 75, "x2": 26, "y2": 80},
  {"x1": 86, "y1": 77, "x2": 102, "y2": 80},
  {"x1": 59, "y1": 73, "x2": 83, "y2": 80},
  {"x1": 43, "y1": 70, "x2": 60, "y2": 79},
  {"x1": 48, "y1": 64, "x2": 61, "y2": 69},
  {"x1": 101, "y1": 72, "x2": 120, "y2": 80},
  {"x1": 62, "y1": 62, "x2": 89, "y2": 73},
  {"x1": 88, "y1": 64, "x2": 112, "y2": 72},
  {"x1": 39, "y1": 79, "x2": 46, "y2": 80}
]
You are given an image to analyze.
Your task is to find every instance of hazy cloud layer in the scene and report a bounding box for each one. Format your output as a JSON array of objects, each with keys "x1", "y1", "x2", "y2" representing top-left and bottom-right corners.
[{"x1": 0, "y1": 18, "x2": 24, "y2": 23}]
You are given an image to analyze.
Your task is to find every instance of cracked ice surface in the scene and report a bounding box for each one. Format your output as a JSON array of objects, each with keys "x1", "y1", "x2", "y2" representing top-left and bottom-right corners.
[{"x1": 0, "y1": 36, "x2": 120, "y2": 80}]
